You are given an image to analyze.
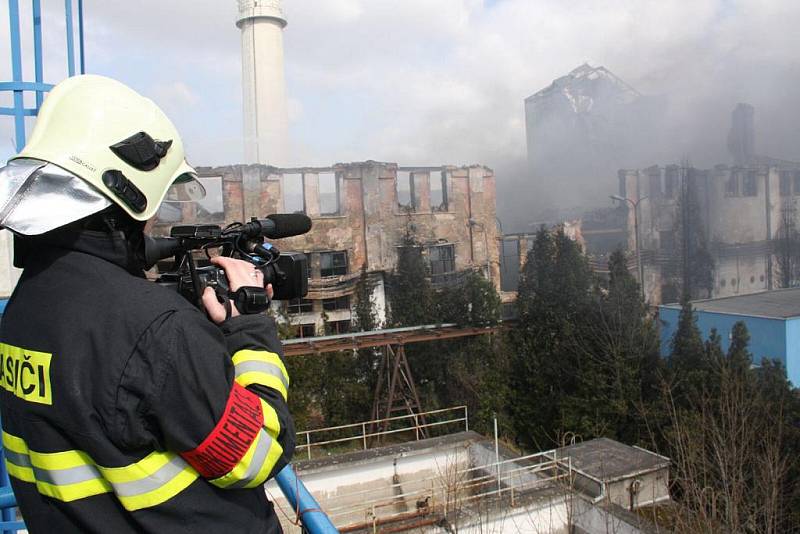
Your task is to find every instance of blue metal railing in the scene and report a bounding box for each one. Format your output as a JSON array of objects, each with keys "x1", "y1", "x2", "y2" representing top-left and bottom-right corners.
[
  {"x1": 2, "y1": 0, "x2": 86, "y2": 151},
  {"x1": 274, "y1": 465, "x2": 338, "y2": 533}
]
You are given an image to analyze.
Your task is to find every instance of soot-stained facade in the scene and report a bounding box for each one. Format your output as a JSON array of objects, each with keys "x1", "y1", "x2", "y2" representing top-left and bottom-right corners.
[{"x1": 152, "y1": 161, "x2": 499, "y2": 337}]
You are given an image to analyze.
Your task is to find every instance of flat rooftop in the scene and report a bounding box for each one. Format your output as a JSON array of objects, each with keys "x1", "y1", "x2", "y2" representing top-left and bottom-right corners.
[
  {"x1": 550, "y1": 438, "x2": 669, "y2": 482},
  {"x1": 660, "y1": 288, "x2": 800, "y2": 319}
]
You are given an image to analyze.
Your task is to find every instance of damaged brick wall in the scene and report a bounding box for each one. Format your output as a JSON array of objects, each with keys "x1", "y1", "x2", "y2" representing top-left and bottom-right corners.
[{"x1": 153, "y1": 161, "x2": 498, "y2": 334}]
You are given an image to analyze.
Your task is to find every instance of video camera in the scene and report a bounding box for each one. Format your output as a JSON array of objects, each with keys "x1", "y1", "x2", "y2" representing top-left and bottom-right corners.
[{"x1": 146, "y1": 214, "x2": 311, "y2": 314}]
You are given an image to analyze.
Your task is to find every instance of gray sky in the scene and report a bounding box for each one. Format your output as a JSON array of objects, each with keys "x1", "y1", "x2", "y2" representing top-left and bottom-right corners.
[{"x1": 2, "y1": 1, "x2": 799, "y2": 183}]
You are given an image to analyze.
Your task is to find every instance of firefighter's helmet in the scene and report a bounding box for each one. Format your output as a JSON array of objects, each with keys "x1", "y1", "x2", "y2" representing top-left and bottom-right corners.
[{"x1": 0, "y1": 74, "x2": 204, "y2": 235}]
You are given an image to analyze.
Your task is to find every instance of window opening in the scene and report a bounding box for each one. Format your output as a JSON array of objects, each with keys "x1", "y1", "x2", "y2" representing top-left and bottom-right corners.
[
  {"x1": 396, "y1": 171, "x2": 413, "y2": 210},
  {"x1": 320, "y1": 251, "x2": 348, "y2": 277},
  {"x1": 318, "y1": 172, "x2": 340, "y2": 215},
  {"x1": 427, "y1": 244, "x2": 456, "y2": 285},
  {"x1": 283, "y1": 174, "x2": 305, "y2": 214},
  {"x1": 430, "y1": 171, "x2": 448, "y2": 211},
  {"x1": 322, "y1": 295, "x2": 350, "y2": 311},
  {"x1": 287, "y1": 298, "x2": 313, "y2": 315}
]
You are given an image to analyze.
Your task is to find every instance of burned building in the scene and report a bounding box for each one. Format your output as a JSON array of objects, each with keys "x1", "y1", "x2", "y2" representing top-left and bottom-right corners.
[
  {"x1": 152, "y1": 161, "x2": 499, "y2": 336},
  {"x1": 617, "y1": 104, "x2": 800, "y2": 304},
  {"x1": 618, "y1": 163, "x2": 800, "y2": 304},
  {"x1": 525, "y1": 63, "x2": 664, "y2": 209}
]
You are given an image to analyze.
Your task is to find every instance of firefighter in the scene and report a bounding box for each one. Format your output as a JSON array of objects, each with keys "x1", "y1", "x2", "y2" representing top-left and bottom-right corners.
[{"x1": 0, "y1": 75, "x2": 294, "y2": 533}]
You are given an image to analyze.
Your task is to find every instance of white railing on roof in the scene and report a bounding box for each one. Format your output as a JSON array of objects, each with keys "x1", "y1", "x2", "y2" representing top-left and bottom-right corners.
[{"x1": 296, "y1": 406, "x2": 469, "y2": 460}]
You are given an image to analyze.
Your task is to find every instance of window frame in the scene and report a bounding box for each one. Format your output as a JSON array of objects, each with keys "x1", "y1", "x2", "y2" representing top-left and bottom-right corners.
[
  {"x1": 318, "y1": 172, "x2": 341, "y2": 216},
  {"x1": 282, "y1": 173, "x2": 306, "y2": 214},
  {"x1": 426, "y1": 244, "x2": 456, "y2": 285},
  {"x1": 326, "y1": 320, "x2": 352, "y2": 335},
  {"x1": 430, "y1": 170, "x2": 449, "y2": 212},
  {"x1": 287, "y1": 298, "x2": 314, "y2": 315},
  {"x1": 742, "y1": 171, "x2": 758, "y2": 197},
  {"x1": 320, "y1": 251, "x2": 348, "y2": 277},
  {"x1": 724, "y1": 171, "x2": 740, "y2": 197},
  {"x1": 396, "y1": 171, "x2": 414, "y2": 211},
  {"x1": 322, "y1": 295, "x2": 351, "y2": 312}
]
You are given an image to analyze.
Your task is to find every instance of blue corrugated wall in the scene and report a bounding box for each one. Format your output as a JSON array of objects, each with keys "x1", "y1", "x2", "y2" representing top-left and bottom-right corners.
[{"x1": 659, "y1": 306, "x2": 797, "y2": 387}]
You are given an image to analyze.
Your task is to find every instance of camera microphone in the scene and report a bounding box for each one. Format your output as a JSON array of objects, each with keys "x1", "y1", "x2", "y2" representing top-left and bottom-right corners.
[
  {"x1": 144, "y1": 214, "x2": 312, "y2": 268},
  {"x1": 241, "y1": 214, "x2": 312, "y2": 240}
]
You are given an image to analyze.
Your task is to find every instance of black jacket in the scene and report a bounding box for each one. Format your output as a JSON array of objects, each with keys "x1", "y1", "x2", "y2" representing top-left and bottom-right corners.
[{"x1": 0, "y1": 228, "x2": 294, "y2": 533}]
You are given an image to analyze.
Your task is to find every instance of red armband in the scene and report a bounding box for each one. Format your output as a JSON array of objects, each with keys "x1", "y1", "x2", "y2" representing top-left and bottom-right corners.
[{"x1": 181, "y1": 382, "x2": 264, "y2": 478}]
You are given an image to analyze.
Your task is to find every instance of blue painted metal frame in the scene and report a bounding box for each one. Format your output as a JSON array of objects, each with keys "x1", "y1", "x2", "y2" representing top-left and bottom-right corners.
[
  {"x1": 1, "y1": 0, "x2": 86, "y2": 151},
  {"x1": 275, "y1": 466, "x2": 339, "y2": 533}
]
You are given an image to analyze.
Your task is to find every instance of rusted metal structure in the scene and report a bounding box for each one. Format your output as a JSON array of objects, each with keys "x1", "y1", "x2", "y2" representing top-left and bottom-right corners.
[{"x1": 282, "y1": 323, "x2": 500, "y2": 444}]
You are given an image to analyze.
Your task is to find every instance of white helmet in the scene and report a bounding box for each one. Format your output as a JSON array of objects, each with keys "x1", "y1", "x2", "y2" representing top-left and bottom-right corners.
[{"x1": 0, "y1": 74, "x2": 204, "y2": 235}]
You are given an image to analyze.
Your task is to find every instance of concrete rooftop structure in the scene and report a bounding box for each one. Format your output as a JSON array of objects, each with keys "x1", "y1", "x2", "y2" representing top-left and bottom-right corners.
[{"x1": 265, "y1": 430, "x2": 669, "y2": 533}]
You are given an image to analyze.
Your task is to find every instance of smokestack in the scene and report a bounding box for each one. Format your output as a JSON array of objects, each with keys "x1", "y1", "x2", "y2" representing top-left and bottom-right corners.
[{"x1": 237, "y1": 0, "x2": 290, "y2": 166}]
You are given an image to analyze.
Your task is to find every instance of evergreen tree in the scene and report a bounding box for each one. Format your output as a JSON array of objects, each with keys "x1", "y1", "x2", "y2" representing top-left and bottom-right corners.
[
  {"x1": 669, "y1": 296, "x2": 707, "y2": 388},
  {"x1": 673, "y1": 167, "x2": 715, "y2": 299},
  {"x1": 726, "y1": 321, "x2": 752, "y2": 373},
  {"x1": 579, "y1": 248, "x2": 662, "y2": 443},
  {"x1": 386, "y1": 233, "x2": 435, "y2": 327},
  {"x1": 353, "y1": 263, "x2": 378, "y2": 332},
  {"x1": 510, "y1": 227, "x2": 594, "y2": 449}
]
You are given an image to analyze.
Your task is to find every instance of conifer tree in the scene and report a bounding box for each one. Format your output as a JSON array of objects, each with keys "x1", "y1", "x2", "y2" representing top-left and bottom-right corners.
[
  {"x1": 387, "y1": 232, "x2": 435, "y2": 327},
  {"x1": 510, "y1": 227, "x2": 594, "y2": 449}
]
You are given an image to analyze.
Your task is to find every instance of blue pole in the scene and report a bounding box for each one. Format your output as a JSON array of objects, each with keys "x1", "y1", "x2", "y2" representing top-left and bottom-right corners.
[
  {"x1": 77, "y1": 0, "x2": 85, "y2": 74},
  {"x1": 275, "y1": 465, "x2": 338, "y2": 533},
  {"x1": 32, "y1": 0, "x2": 44, "y2": 109},
  {"x1": 64, "y1": 0, "x2": 75, "y2": 77},
  {"x1": 0, "y1": 458, "x2": 14, "y2": 534},
  {"x1": 8, "y1": 0, "x2": 25, "y2": 150}
]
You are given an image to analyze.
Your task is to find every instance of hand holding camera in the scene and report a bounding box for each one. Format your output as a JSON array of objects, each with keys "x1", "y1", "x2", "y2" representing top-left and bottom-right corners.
[
  {"x1": 201, "y1": 256, "x2": 275, "y2": 323},
  {"x1": 150, "y1": 213, "x2": 312, "y2": 321}
]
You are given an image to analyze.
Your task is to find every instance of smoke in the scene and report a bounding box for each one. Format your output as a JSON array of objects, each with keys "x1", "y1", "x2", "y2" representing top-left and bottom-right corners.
[{"x1": 2, "y1": 1, "x2": 799, "y2": 231}]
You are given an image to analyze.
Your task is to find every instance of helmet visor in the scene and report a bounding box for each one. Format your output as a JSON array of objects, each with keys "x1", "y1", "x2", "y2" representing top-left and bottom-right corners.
[
  {"x1": 165, "y1": 172, "x2": 206, "y2": 202},
  {"x1": 0, "y1": 158, "x2": 112, "y2": 235}
]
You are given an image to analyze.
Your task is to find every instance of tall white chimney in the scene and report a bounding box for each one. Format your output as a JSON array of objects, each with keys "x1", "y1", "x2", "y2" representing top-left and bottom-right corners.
[{"x1": 237, "y1": 0, "x2": 289, "y2": 165}]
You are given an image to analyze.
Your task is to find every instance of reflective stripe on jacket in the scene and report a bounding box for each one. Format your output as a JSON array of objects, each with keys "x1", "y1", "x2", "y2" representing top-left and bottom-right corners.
[{"x1": 0, "y1": 229, "x2": 295, "y2": 533}]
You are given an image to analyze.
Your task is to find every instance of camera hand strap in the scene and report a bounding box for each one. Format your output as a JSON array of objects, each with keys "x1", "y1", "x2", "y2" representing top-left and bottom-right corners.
[{"x1": 230, "y1": 286, "x2": 270, "y2": 315}]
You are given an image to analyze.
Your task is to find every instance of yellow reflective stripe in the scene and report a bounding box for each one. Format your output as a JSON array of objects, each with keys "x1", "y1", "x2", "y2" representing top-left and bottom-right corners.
[
  {"x1": 232, "y1": 349, "x2": 290, "y2": 385},
  {"x1": 29, "y1": 449, "x2": 96, "y2": 470},
  {"x1": 2, "y1": 431, "x2": 28, "y2": 455},
  {"x1": 210, "y1": 399, "x2": 284, "y2": 490},
  {"x1": 235, "y1": 371, "x2": 288, "y2": 401},
  {"x1": 243, "y1": 432, "x2": 284, "y2": 490},
  {"x1": 2, "y1": 431, "x2": 200, "y2": 511},
  {"x1": 259, "y1": 398, "x2": 281, "y2": 439},
  {"x1": 36, "y1": 478, "x2": 112, "y2": 502},
  {"x1": 99, "y1": 451, "x2": 175, "y2": 484},
  {"x1": 116, "y1": 466, "x2": 198, "y2": 512},
  {"x1": 210, "y1": 428, "x2": 265, "y2": 489},
  {"x1": 5, "y1": 460, "x2": 34, "y2": 483}
]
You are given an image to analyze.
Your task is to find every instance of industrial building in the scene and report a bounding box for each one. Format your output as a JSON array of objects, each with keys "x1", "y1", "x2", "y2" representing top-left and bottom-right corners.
[
  {"x1": 266, "y1": 423, "x2": 670, "y2": 533},
  {"x1": 659, "y1": 288, "x2": 800, "y2": 386},
  {"x1": 618, "y1": 162, "x2": 800, "y2": 304},
  {"x1": 616, "y1": 103, "x2": 800, "y2": 305},
  {"x1": 524, "y1": 64, "x2": 664, "y2": 210},
  {"x1": 151, "y1": 161, "x2": 500, "y2": 336}
]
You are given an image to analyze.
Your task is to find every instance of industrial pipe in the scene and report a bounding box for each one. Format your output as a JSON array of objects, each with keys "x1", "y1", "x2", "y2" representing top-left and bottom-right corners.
[{"x1": 274, "y1": 464, "x2": 339, "y2": 533}]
